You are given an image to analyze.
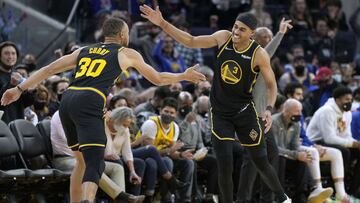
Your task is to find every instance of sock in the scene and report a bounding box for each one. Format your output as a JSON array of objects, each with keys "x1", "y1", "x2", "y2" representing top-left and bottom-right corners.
[
  {"x1": 315, "y1": 180, "x2": 323, "y2": 189},
  {"x1": 335, "y1": 181, "x2": 346, "y2": 199}
]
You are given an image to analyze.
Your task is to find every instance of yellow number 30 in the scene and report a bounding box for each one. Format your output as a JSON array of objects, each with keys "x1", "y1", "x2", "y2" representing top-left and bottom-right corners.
[{"x1": 75, "y1": 58, "x2": 107, "y2": 78}]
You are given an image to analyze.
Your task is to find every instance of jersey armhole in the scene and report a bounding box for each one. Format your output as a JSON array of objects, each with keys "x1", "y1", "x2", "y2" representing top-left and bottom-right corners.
[
  {"x1": 251, "y1": 45, "x2": 261, "y2": 74},
  {"x1": 117, "y1": 47, "x2": 126, "y2": 73},
  {"x1": 216, "y1": 35, "x2": 232, "y2": 58}
]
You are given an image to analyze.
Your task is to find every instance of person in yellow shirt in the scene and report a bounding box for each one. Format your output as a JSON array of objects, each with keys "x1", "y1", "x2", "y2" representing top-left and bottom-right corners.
[{"x1": 139, "y1": 97, "x2": 194, "y2": 203}]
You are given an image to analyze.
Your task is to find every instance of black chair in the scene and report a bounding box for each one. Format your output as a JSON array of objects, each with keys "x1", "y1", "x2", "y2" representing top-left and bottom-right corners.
[
  {"x1": 36, "y1": 119, "x2": 53, "y2": 164},
  {"x1": 0, "y1": 120, "x2": 27, "y2": 182},
  {"x1": 9, "y1": 119, "x2": 55, "y2": 180}
]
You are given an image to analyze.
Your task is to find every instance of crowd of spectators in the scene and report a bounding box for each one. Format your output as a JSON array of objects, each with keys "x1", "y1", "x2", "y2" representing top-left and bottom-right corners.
[{"x1": 1, "y1": 0, "x2": 360, "y2": 202}]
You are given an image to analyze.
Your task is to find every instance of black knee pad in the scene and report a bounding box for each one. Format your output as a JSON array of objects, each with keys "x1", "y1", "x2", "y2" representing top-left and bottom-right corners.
[{"x1": 81, "y1": 147, "x2": 105, "y2": 185}]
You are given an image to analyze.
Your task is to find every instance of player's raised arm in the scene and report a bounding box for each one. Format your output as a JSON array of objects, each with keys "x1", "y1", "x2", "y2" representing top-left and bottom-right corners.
[
  {"x1": 118, "y1": 48, "x2": 206, "y2": 86},
  {"x1": 140, "y1": 5, "x2": 229, "y2": 49},
  {"x1": 1, "y1": 49, "x2": 81, "y2": 106}
]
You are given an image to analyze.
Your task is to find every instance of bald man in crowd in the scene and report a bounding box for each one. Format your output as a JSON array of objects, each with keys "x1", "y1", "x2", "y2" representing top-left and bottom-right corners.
[{"x1": 272, "y1": 99, "x2": 332, "y2": 203}]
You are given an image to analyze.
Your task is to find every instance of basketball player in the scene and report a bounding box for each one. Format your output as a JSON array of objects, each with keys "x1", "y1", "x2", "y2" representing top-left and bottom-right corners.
[
  {"x1": 237, "y1": 19, "x2": 292, "y2": 203},
  {"x1": 1, "y1": 17, "x2": 205, "y2": 203},
  {"x1": 140, "y1": 5, "x2": 291, "y2": 203}
]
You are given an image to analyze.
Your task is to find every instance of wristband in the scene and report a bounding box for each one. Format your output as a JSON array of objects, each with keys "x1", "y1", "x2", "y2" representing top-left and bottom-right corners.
[{"x1": 266, "y1": 105, "x2": 273, "y2": 112}]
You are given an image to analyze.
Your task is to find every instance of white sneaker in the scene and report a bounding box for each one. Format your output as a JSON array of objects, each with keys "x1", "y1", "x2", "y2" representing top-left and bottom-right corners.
[
  {"x1": 308, "y1": 187, "x2": 333, "y2": 203},
  {"x1": 282, "y1": 195, "x2": 292, "y2": 203}
]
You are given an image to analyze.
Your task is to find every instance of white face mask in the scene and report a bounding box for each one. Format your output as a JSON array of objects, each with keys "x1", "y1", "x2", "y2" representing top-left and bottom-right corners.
[
  {"x1": 114, "y1": 125, "x2": 127, "y2": 133},
  {"x1": 332, "y1": 74, "x2": 342, "y2": 83}
]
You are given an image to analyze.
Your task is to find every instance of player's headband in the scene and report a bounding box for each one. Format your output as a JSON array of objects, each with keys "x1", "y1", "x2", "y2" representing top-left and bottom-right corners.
[{"x1": 236, "y1": 13, "x2": 257, "y2": 30}]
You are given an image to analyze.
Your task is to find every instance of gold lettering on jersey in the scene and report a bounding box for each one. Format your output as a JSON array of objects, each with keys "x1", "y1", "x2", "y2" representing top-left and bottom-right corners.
[
  {"x1": 220, "y1": 60, "x2": 242, "y2": 84},
  {"x1": 89, "y1": 47, "x2": 110, "y2": 55}
]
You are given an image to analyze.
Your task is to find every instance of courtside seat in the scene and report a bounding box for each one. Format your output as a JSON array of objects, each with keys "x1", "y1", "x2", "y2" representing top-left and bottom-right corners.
[
  {"x1": 0, "y1": 120, "x2": 27, "y2": 181},
  {"x1": 37, "y1": 120, "x2": 71, "y2": 179},
  {"x1": 9, "y1": 119, "x2": 55, "y2": 181}
]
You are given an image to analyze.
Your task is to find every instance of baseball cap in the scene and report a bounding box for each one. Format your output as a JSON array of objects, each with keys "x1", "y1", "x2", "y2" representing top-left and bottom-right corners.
[{"x1": 313, "y1": 67, "x2": 333, "y2": 81}]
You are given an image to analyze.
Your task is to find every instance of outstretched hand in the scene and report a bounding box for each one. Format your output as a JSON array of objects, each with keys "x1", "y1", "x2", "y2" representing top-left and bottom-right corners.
[
  {"x1": 279, "y1": 17, "x2": 293, "y2": 34},
  {"x1": 184, "y1": 64, "x2": 206, "y2": 83},
  {"x1": 1, "y1": 87, "x2": 22, "y2": 106},
  {"x1": 140, "y1": 5, "x2": 164, "y2": 27}
]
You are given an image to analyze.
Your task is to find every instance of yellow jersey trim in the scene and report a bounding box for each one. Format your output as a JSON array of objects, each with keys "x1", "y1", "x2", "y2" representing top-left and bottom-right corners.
[
  {"x1": 250, "y1": 45, "x2": 261, "y2": 74},
  {"x1": 210, "y1": 108, "x2": 235, "y2": 141},
  {"x1": 68, "y1": 86, "x2": 106, "y2": 104},
  {"x1": 68, "y1": 143, "x2": 79, "y2": 149},
  {"x1": 240, "y1": 102, "x2": 263, "y2": 147},
  {"x1": 233, "y1": 40, "x2": 254, "y2": 54},
  {"x1": 79, "y1": 144, "x2": 106, "y2": 148},
  {"x1": 248, "y1": 45, "x2": 261, "y2": 93},
  {"x1": 217, "y1": 36, "x2": 232, "y2": 58}
]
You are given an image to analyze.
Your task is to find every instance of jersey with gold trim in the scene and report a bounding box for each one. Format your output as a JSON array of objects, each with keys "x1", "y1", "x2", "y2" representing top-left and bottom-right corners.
[
  {"x1": 210, "y1": 37, "x2": 260, "y2": 115},
  {"x1": 70, "y1": 43, "x2": 123, "y2": 96}
]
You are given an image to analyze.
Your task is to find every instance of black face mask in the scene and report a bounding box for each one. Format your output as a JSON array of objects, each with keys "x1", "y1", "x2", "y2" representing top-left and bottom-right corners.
[
  {"x1": 201, "y1": 89, "x2": 210, "y2": 96},
  {"x1": 342, "y1": 102, "x2": 352, "y2": 112},
  {"x1": 290, "y1": 115, "x2": 301, "y2": 122},
  {"x1": 295, "y1": 65, "x2": 305, "y2": 76},
  {"x1": 198, "y1": 111, "x2": 208, "y2": 118},
  {"x1": 179, "y1": 106, "x2": 192, "y2": 117},
  {"x1": 57, "y1": 93, "x2": 63, "y2": 101},
  {"x1": 34, "y1": 100, "x2": 46, "y2": 110},
  {"x1": 26, "y1": 63, "x2": 36, "y2": 72},
  {"x1": 161, "y1": 114, "x2": 175, "y2": 124},
  {"x1": 170, "y1": 91, "x2": 180, "y2": 98}
]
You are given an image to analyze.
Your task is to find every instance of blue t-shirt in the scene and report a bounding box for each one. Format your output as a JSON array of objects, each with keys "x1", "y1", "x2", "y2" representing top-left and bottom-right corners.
[
  {"x1": 351, "y1": 107, "x2": 360, "y2": 141},
  {"x1": 300, "y1": 115, "x2": 314, "y2": 146}
]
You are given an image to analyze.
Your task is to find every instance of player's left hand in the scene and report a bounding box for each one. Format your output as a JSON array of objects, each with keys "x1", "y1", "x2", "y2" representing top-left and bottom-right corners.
[
  {"x1": 1, "y1": 87, "x2": 22, "y2": 106},
  {"x1": 263, "y1": 110, "x2": 272, "y2": 133}
]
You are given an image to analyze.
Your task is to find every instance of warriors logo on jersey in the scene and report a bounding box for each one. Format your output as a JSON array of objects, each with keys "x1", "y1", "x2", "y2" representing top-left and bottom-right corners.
[{"x1": 221, "y1": 60, "x2": 242, "y2": 84}]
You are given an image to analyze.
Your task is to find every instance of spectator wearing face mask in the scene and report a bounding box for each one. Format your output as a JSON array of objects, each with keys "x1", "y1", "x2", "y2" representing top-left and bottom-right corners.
[
  {"x1": 139, "y1": 97, "x2": 194, "y2": 203},
  {"x1": 134, "y1": 86, "x2": 171, "y2": 116},
  {"x1": 302, "y1": 67, "x2": 343, "y2": 117},
  {"x1": 32, "y1": 85, "x2": 50, "y2": 122},
  {"x1": 0, "y1": 41, "x2": 34, "y2": 124},
  {"x1": 352, "y1": 87, "x2": 360, "y2": 111},
  {"x1": 22, "y1": 53, "x2": 37, "y2": 72},
  {"x1": 48, "y1": 79, "x2": 69, "y2": 117},
  {"x1": 194, "y1": 95, "x2": 211, "y2": 147},
  {"x1": 279, "y1": 56, "x2": 315, "y2": 92},
  {"x1": 307, "y1": 87, "x2": 360, "y2": 198},
  {"x1": 177, "y1": 91, "x2": 218, "y2": 202}
]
